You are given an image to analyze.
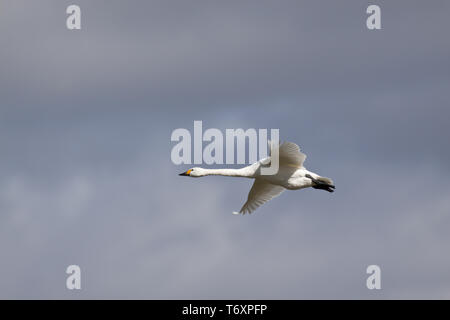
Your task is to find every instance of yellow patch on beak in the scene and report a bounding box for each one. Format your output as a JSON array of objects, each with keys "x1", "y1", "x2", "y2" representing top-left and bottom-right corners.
[{"x1": 186, "y1": 169, "x2": 192, "y2": 175}]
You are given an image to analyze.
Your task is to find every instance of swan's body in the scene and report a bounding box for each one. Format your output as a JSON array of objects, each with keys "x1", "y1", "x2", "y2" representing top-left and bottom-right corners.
[{"x1": 179, "y1": 142, "x2": 334, "y2": 214}]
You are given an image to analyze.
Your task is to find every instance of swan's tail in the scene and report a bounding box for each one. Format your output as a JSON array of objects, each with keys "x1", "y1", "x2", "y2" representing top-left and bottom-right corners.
[
  {"x1": 306, "y1": 174, "x2": 335, "y2": 193},
  {"x1": 317, "y1": 176, "x2": 333, "y2": 186}
]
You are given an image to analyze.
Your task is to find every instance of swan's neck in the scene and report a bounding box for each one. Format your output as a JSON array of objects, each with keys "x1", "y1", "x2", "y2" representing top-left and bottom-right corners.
[{"x1": 199, "y1": 167, "x2": 255, "y2": 178}]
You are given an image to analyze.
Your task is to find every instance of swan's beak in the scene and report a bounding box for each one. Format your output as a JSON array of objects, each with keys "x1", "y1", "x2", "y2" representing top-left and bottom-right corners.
[{"x1": 179, "y1": 169, "x2": 192, "y2": 176}]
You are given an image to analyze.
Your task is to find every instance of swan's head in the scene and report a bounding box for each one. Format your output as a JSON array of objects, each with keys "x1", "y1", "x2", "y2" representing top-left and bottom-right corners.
[{"x1": 178, "y1": 167, "x2": 203, "y2": 177}]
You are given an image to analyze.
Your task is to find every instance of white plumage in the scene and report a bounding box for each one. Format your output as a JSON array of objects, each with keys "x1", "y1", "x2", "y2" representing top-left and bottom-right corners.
[{"x1": 179, "y1": 142, "x2": 335, "y2": 214}]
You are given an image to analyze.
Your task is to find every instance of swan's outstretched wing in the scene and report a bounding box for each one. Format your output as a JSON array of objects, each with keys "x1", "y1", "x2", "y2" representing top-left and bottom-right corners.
[
  {"x1": 273, "y1": 141, "x2": 307, "y2": 168},
  {"x1": 235, "y1": 179, "x2": 285, "y2": 214}
]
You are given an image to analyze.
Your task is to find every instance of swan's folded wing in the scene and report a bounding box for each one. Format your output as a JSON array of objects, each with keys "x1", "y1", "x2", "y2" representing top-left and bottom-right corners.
[
  {"x1": 237, "y1": 179, "x2": 285, "y2": 214},
  {"x1": 276, "y1": 141, "x2": 307, "y2": 168}
]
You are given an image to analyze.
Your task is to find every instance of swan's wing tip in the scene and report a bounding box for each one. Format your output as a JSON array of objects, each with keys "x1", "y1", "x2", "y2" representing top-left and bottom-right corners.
[{"x1": 232, "y1": 211, "x2": 241, "y2": 215}]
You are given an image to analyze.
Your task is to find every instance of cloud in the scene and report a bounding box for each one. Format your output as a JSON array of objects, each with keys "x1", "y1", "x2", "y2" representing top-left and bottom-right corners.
[{"x1": 0, "y1": 0, "x2": 449, "y2": 298}]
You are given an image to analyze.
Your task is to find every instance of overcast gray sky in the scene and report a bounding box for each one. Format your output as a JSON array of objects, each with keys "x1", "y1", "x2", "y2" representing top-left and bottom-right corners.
[{"x1": 1, "y1": 0, "x2": 450, "y2": 299}]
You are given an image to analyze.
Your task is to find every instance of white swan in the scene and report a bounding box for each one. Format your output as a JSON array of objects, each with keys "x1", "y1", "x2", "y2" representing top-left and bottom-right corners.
[{"x1": 179, "y1": 142, "x2": 335, "y2": 214}]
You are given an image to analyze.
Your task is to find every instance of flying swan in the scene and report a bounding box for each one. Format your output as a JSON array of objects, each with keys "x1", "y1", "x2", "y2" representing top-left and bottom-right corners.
[{"x1": 179, "y1": 141, "x2": 335, "y2": 214}]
